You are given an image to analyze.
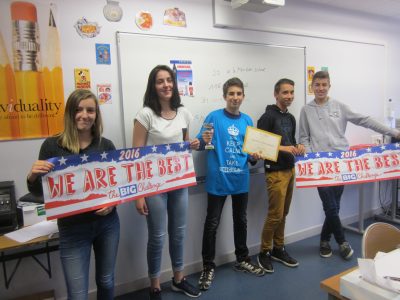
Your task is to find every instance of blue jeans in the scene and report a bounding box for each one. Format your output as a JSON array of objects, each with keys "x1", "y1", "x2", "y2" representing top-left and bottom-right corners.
[
  {"x1": 317, "y1": 186, "x2": 346, "y2": 245},
  {"x1": 145, "y1": 188, "x2": 188, "y2": 278},
  {"x1": 202, "y1": 193, "x2": 249, "y2": 268},
  {"x1": 58, "y1": 210, "x2": 120, "y2": 300}
]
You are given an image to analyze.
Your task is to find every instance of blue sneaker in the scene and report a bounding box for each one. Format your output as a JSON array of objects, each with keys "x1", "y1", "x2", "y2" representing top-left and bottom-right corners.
[{"x1": 171, "y1": 277, "x2": 201, "y2": 298}]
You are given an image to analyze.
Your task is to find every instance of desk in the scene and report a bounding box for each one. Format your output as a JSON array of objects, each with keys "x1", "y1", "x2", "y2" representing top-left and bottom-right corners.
[
  {"x1": 320, "y1": 267, "x2": 357, "y2": 300},
  {"x1": 0, "y1": 234, "x2": 59, "y2": 289}
]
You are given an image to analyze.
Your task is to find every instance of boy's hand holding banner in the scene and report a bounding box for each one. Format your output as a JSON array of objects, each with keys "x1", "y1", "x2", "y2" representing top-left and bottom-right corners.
[
  {"x1": 295, "y1": 143, "x2": 400, "y2": 188},
  {"x1": 42, "y1": 142, "x2": 196, "y2": 220}
]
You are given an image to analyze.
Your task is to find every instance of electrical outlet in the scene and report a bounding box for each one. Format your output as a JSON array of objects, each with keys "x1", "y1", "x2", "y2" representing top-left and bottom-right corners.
[{"x1": 371, "y1": 134, "x2": 383, "y2": 145}]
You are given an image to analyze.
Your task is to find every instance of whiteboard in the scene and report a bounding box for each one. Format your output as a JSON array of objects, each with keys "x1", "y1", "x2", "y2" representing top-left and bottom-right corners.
[{"x1": 116, "y1": 32, "x2": 306, "y2": 178}]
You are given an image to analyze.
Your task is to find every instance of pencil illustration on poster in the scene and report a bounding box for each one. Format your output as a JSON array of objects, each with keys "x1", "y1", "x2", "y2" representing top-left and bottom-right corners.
[{"x1": 0, "y1": 1, "x2": 65, "y2": 141}]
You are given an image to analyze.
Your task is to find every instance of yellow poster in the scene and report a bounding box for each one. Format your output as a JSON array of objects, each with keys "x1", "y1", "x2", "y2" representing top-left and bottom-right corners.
[
  {"x1": 74, "y1": 68, "x2": 91, "y2": 89},
  {"x1": 0, "y1": 1, "x2": 65, "y2": 141},
  {"x1": 307, "y1": 66, "x2": 315, "y2": 95},
  {"x1": 307, "y1": 66, "x2": 315, "y2": 81}
]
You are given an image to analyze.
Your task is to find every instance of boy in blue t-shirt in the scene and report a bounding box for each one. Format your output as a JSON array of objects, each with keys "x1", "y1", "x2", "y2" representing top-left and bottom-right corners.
[{"x1": 197, "y1": 77, "x2": 265, "y2": 291}]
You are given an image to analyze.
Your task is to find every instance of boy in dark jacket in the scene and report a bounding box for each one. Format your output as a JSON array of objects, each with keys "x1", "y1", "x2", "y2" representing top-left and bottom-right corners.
[{"x1": 257, "y1": 78, "x2": 305, "y2": 273}]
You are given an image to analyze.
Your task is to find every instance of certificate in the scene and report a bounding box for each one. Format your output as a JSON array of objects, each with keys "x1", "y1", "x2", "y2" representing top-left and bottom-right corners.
[{"x1": 243, "y1": 126, "x2": 281, "y2": 162}]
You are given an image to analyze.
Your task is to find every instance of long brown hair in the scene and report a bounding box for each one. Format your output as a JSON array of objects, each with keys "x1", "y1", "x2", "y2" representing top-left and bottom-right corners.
[
  {"x1": 58, "y1": 89, "x2": 103, "y2": 153},
  {"x1": 143, "y1": 65, "x2": 182, "y2": 116}
]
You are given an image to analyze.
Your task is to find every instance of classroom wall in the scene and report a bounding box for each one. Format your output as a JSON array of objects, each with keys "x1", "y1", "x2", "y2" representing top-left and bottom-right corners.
[{"x1": 1, "y1": 0, "x2": 399, "y2": 298}]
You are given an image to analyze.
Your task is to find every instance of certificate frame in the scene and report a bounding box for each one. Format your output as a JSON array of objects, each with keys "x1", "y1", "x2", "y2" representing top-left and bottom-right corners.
[{"x1": 243, "y1": 126, "x2": 281, "y2": 162}]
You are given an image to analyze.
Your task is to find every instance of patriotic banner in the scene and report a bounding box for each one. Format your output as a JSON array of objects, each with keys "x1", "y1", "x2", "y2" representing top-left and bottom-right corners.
[
  {"x1": 42, "y1": 142, "x2": 197, "y2": 220},
  {"x1": 296, "y1": 143, "x2": 400, "y2": 188}
]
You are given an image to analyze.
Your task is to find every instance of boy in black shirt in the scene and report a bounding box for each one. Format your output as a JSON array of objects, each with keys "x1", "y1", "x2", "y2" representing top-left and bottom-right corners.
[{"x1": 257, "y1": 78, "x2": 305, "y2": 273}]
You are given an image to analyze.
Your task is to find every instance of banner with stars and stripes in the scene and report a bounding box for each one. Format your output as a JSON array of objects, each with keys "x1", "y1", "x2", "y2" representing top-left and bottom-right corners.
[
  {"x1": 42, "y1": 142, "x2": 196, "y2": 220},
  {"x1": 295, "y1": 143, "x2": 400, "y2": 188}
]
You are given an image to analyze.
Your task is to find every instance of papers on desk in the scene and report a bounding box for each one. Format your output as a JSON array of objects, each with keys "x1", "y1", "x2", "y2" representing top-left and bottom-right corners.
[
  {"x1": 341, "y1": 269, "x2": 400, "y2": 300},
  {"x1": 340, "y1": 249, "x2": 400, "y2": 300},
  {"x1": 5, "y1": 221, "x2": 58, "y2": 243},
  {"x1": 359, "y1": 249, "x2": 400, "y2": 293}
]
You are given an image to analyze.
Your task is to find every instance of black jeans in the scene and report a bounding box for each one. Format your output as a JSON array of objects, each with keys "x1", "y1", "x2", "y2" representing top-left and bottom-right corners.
[
  {"x1": 317, "y1": 185, "x2": 346, "y2": 245},
  {"x1": 202, "y1": 193, "x2": 249, "y2": 268}
]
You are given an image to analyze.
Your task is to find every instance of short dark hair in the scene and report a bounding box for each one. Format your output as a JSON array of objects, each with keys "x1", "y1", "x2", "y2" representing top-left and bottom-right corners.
[
  {"x1": 143, "y1": 65, "x2": 182, "y2": 116},
  {"x1": 312, "y1": 71, "x2": 330, "y2": 84},
  {"x1": 223, "y1": 77, "x2": 244, "y2": 97},
  {"x1": 274, "y1": 78, "x2": 294, "y2": 93}
]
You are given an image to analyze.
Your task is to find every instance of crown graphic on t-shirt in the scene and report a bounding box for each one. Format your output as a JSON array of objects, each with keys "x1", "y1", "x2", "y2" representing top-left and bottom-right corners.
[{"x1": 228, "y1": 124, "x2": 239, "y2": 136}]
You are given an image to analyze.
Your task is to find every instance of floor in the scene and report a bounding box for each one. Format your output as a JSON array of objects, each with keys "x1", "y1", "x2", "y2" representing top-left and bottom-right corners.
[{"x1": 116, "y1": 222, "x2": 368, "y2": 300}]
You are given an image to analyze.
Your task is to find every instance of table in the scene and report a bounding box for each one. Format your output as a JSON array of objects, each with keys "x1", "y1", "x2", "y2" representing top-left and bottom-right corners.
[
  {"x1": 320, "y1": 267, "x2": 357, "y2": 300},
  {"x1": 0, "y1": 234, "x2": 59, "y2": 289}
]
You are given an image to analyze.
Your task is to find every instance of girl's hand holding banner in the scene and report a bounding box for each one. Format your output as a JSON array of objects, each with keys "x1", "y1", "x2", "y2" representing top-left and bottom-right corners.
[{"x1": 42, "y1": 142, "x2": 196, "y2": 220}]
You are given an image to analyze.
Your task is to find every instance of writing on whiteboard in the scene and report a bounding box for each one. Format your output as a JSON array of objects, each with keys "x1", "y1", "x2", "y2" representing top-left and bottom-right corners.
[
  {"x1": 211, "y1": 66, "x2": 267, "y2": 77},
  {"x1": 208, "y1": 81, "x2": 249, "y2": 91},
  {"x1": 199, "y1": 97, "x2": 221, "y2": 104}
]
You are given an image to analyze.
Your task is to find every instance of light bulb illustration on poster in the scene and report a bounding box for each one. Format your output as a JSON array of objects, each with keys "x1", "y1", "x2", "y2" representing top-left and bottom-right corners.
[{"x1": 170, "y1": 60, "x2": 194, "y2": 97}]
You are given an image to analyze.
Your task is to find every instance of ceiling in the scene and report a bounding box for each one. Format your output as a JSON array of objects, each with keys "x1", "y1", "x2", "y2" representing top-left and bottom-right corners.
[{"x1": 300, "y1": 0, "x2": 400, "y2": 20}]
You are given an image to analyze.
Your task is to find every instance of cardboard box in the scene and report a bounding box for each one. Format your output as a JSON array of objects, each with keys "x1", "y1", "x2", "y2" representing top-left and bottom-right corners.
[{"x1": 17, "y1": 202, "x2": 46, "y2": 226}]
